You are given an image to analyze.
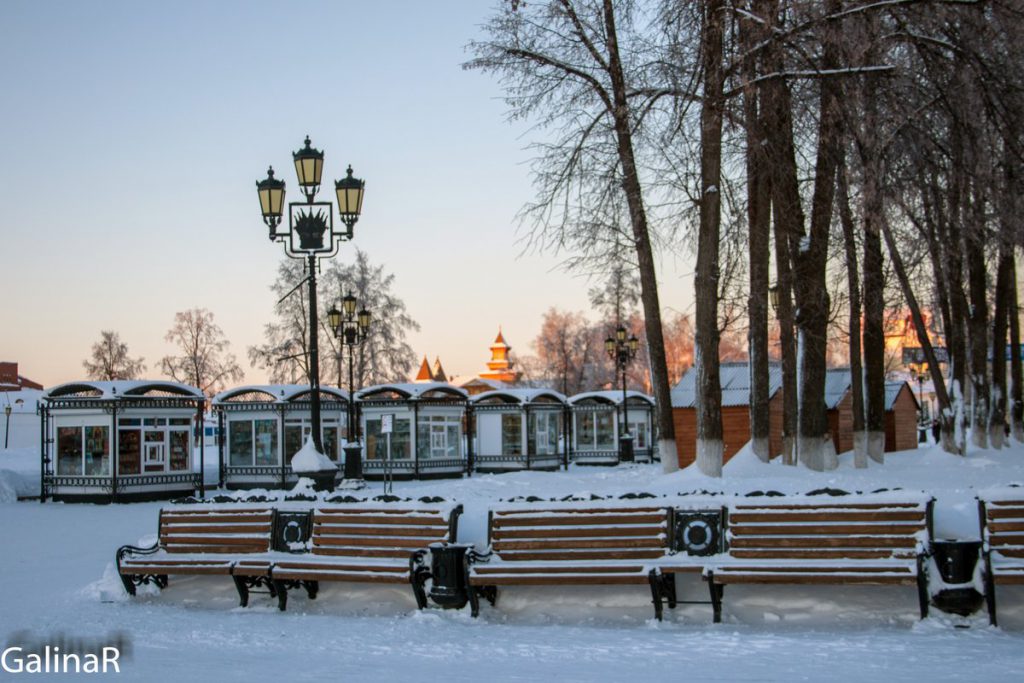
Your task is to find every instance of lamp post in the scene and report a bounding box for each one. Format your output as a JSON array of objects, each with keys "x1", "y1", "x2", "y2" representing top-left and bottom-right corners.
[
  {"x1": 328, "y1": 292, "x2": 371, "y2": 480},
  {"x1": 257, "y1": 136, "x2": 365, "y2": 456},
  {"x1": 906, "y1": 361, "x2": 929, "y2": 443},
  {"x1": 605, "y1": 325, "x2": 640, "y2": 463},
  {"x1": 3, "y1": 403, "x2": 10, "y2": 450}
]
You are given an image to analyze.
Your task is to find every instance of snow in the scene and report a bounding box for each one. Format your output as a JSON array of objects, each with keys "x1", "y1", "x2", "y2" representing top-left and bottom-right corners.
[
  {"x1": 3, "y1": 440, "x2": 1024, "y2": 680},
  {"x1": 289, "y1": 437, "x2": 338, "y2": 472}
]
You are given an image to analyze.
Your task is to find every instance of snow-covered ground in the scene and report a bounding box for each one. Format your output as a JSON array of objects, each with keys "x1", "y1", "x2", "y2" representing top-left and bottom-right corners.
[{"x1": 3, "y1": 442, "x2": 1024, "y2": 681}]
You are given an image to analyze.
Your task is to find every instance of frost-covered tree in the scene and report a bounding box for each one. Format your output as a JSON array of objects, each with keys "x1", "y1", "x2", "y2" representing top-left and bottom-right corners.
[
  {"x1": 160, "y1": 308, "x2": 244, "y2": 396},
  {"x1": 249, "y1": 250, "x2": 419, "y2": 389},
  {"x1": 82, "y1": 330, "x2": 145, "y2": 381}
]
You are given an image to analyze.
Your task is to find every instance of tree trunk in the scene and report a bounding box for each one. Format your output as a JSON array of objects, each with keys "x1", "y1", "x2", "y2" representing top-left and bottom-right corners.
[
  {"x1": 966, "y1": 182, "x2": 990, "y2": 449},
  {"x1": 991, "y1": 246, "x2": 1012, "y2": 448},
  {"x1": 694, "y1": 0, "x2": 726, "y2": 477},
  {"x1": 792, "y1": 0, "x2": 843, "y2": 471},
  {"x1": 838, "y1": 154, "x2": 867, "y2": 467},
  {"x1": 741, "y1": 0, "x2": 772, "y2": 463},
  {"x1": 762, "y1": 1, "x2": 799, "y2": 467},
  {"x1": 601, "y1": 0, "x2": 677, "y2": 472},
  {"x1": 881, "y1": 219, "x2": 958, "y2": 455},
  {"x1": 859, "y1": 70, "x2": 886, "y2": 466}
]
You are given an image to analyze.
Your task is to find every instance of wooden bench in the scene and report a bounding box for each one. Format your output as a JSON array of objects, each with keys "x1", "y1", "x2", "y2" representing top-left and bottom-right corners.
[
  {"x1": 979, "y1": 495, "x2": 1024, "y2": 626},
  {"x1": 703, "y1": 497, "x2": 933, "y2": 622},
  {"x1": 467, "y1": 505, "x2": 673, "y2": 619},
  {"x1": 117, "y1": 507, "x2": 276, "y2": 604},
  {"x1": 232, "y1": 504, "x2": 462, "y2": 610}
]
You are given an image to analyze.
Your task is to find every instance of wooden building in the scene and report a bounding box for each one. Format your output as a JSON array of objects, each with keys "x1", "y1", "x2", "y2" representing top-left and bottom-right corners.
[
  {"x1": 670, "y1": 363, "x2": 783, "y2": 469},
  {"x1": 40, "y1": 380, "x2": 205, "y2": 502},
  {"x1": 674, "y1": 364, "x2": 919, "y2": 469}
]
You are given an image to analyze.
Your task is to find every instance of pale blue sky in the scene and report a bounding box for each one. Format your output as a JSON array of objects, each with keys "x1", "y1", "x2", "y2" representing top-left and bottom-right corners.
[{"x1": 1, "y1": 1, "x2": 695, "y2": 387}]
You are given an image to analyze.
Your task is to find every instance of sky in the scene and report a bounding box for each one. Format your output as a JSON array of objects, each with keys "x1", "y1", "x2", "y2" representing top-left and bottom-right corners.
[{"x1": 0, "y1": 1, "x2": 696, "y2": 388}]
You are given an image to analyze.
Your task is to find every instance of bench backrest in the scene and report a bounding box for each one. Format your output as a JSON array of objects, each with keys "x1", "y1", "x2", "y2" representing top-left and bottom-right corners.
[
  {"x1": 726, "y1": 500, "x2": 932, "y2": 562},
  {"x1": 159, "y1": 507, "x2": 275, "y2": 554},
  {"x1": 487, "y1": 506, "x2": 670, "y2": 562},
  {"x1": 311, "y1": 505, "x2": 462, "y2": 559},
  {"x1": 981, "y1": 498, "x2": 1024, "y2": 559}
]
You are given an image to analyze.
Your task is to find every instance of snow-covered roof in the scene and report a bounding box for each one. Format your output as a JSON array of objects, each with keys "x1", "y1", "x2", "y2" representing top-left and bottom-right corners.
[
  {"x1": 356, "y1": 382, "x2": 469, "y2": 401},
  {"x1": 212, "y1": 384, "x2": 349, "y2": 405},
  {"x1": 824, "y1": 368, "x2": 852, "y2": 410},
  {"x1": 2, "y1": 388, "x2": 43, "y2": 413},
  {"x1": 568, "y1": 390, "x2": 655, "y2": 407},
  {"x1": 470, "y1": 388, "x2": 568, "y2": 406},
  {"x1": 43, "y1": 380, "x2": 204, "y2": 400},
  {"x1": 886, "y1": 381, "x2": 916, "y2": 410},
  {"x1": 671, "y1": 362, "x2": 782, "y2": 408}
]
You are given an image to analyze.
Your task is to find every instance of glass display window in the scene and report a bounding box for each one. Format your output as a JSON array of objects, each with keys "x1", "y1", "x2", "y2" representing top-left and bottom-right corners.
[{"x1": 501, "y1": 413, "x2": 522, "y2": 456}]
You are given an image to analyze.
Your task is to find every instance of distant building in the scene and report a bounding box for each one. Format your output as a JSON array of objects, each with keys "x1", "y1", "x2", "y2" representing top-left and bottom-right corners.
[
  {"x1": 479, "y1": 329, "x2": 521, "y2": 384},
  {"x1": 0, "y1": 362, "x2": 43, "y2": 391},
  {"x1": 416, "y1": 328, "x2": 522, "y2": 394}
]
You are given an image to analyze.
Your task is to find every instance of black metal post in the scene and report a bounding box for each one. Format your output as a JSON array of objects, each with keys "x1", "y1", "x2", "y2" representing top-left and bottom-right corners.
[
  {"x1": 621, "y1": 361, "x2": 630, "y2": 441},
  {"x1": 347, "y1": 339, "x2": 355, "y2": 443},
  {"x1": 307, "y1": 253, "x2": 324, "y2": 454},
  {"x1": 3, "y1": 406, "x2": 9, "y2": 449}
]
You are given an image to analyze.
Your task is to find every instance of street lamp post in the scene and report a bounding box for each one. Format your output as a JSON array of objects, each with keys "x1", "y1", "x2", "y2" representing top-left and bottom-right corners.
[
  {"x1": 605, "y1": 325, "x2": 640, "y2": 463},
  {"x1": 905, "y1": 360, "x2": 929, "y2": 443},
  {"x1": 257, "y1": 136, "x2": 365, "y2": 457},
  {"x1": 3, "y1": 403, "x2": 10, "y2": 450},
  {"x1": 328, "y1": 292, "x2": 371, "y2": 480}
]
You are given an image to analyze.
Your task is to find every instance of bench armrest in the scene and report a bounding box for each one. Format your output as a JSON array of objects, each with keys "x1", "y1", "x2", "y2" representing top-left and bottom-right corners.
[{"x1": 115, "y1": 540, "x2": 162, "y2": 573}]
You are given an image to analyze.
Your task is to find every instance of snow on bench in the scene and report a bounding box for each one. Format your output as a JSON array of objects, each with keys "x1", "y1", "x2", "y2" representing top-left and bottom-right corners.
[
  {"x1": 701, "y1": 495, "x2": 934, "y2": 622},
  {"x1": 467, "y1": 505, "x2": 674, "y2": 619},
  {"x1": 239, "y1": 505, "x2": 463, "y2": 611},
  {"x1": 116, "y1": 507, "x2": 276, "y2": 602},
  {"x1": 978, "y1": 491, "x2": 1024, "y2": 626}
]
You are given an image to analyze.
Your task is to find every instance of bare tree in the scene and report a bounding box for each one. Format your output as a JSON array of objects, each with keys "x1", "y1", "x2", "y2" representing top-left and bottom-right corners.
[
  {"x1": 533, "y1": 308, "x2": 601, "y2": 396},
  {"x1": 83, "y1": 330, "x2": 145, "y2": 381},
  {"x1": 468, "y1": 0, "x2": 680, "y2": 473},
  {"x1": 249, "y1": 251, "x2": 419, "y2": 389},
  {"x1": 160, "y1": 308, "x2": 244, "y2": 396}
]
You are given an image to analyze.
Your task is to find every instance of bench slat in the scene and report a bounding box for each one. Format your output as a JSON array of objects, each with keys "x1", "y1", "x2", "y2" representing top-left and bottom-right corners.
[
  {"x1": 729, "y1": 523, "x2": 923, "y2": 537},
  {"x1": 494, "y1": 537, "x2": 664, "y2": 551},
  {"x1": 469, "y1": 573, "x2": 649, "y2": 586},
  {"x1": 493, "y1": 513, "x2": 667, "y2": 528},
  {"x1": 729, "y1": 511, "x2": 924, "y2": 524},
  {"x1": 314, "y1": 514, "x2": 446, "y2": 526},
  {"x1": 493, "y1": 525, "x2": 663, "y2": 540},
  {"x1": 728, "y1": 536, "x2": 917, "y2": 549},
  {"x1": 315, "y1": 524, "x2": 448, "y2": 537}
]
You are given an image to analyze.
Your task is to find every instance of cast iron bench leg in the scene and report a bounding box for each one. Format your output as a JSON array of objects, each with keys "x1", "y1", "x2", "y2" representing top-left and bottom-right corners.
[
  {"x1": 916, "y1": 554, "x2": 930, "y2": 619},
  {"x1": 120, "y1": 574, "x2": 137, "y2": 597},
  {"x1": 983, "y1": 553, "x2": 998, "y2": 627},
  {"x1": 232, "y1": 575, "x2": 250, "y2": 608},
  {"x1": 273, "y1": 580, "x2": 288, "y2": 611},
  {"x1": 648, "y1": 569, "x2": 664, "y2": 621},
  {"x1": 707, "y1": 573, "x2": 723, "y2": 623}
]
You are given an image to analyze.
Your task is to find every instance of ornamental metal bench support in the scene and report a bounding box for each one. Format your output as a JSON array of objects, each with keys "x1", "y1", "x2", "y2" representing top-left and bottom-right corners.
[
  {"x1": 409, "y1": 549, "x2": 431, "y2": 610},
  {"x1": 115, "y1": 542, "x2": 165, "y2": 597},
  {"x1": 650, "y1": 570, "x2": 720, "y2": 622},
  {"x1": 916, "y1": 552, "x2": 931, "y2": 619},
  {"x1": 466, "y1": 549, "x2": 496, "y2": 618},
  {"x1": 232, "y1": 574, "x2": 277, "y2": 608},
  {"x1": 272, "y1": 579, "x2": 319, "y2": 612}
]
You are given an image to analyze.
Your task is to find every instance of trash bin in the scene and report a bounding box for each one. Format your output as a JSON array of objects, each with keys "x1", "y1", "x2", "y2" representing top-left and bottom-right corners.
[
  {"x1": 428, "y1": 543, "x2": 473, "y2": 609},
  {"x1": 930, "y1": 539, "x2": 984, "y2": 616},
  {"x1": 619, "y1": 435, "x2": 635, "y2": 463},
  {"x1": 343, "y1": 444, "x2": 363, "y2": 480}
]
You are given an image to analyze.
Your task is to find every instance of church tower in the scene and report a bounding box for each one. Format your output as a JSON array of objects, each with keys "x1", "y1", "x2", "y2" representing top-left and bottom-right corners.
[{"x1": 479, "y1": 328, "x2": 521, "y2": 384}]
